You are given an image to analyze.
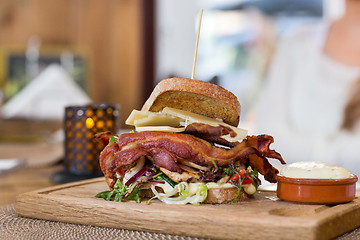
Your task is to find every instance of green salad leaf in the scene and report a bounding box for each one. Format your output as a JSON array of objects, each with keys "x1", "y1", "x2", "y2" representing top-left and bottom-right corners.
[
  {"x1": 154, "y1": 173, "x2": 178, "y2": 188},
  {"x1": 109, "y1": 136, "x2": 119, "y2": 143},
  {"x1": 95, "y1": 179, "x2": 140, "y2": 202}
]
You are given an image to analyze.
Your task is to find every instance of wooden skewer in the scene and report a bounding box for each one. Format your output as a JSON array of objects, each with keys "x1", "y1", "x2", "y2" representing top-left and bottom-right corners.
[{"x1": 191, "y1": 8, "x2": 203, "y2": 80}]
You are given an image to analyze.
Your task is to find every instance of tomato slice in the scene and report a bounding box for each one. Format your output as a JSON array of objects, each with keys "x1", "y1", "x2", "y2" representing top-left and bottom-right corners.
[{"x1": 228, "y1": 170, "x2": 254, "y2": 185}]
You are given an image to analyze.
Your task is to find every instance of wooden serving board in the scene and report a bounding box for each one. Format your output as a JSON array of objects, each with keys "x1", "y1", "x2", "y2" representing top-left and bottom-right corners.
[{"x1": 15, "y1": 177, "x2": 360, "y2": 240}]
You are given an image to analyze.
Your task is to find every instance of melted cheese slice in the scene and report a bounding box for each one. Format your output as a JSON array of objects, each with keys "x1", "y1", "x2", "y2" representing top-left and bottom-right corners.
[
  {"x1": 125, "y1": 109, "x2": 183, "y2": 127},
  {"x1": 135, "y1": 126, "x2": 185, "y2": 132},
  {"x1": 125, "y1": 107, "x2": 248, "y2": 143}
]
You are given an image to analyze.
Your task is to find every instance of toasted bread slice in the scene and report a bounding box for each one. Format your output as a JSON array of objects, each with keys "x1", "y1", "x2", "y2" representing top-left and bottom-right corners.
[
  {"x1": 141, "y1": 78, "x2": 241, "y2": 127},
  {"x1": 204, "y1": 187, "x2": 249, "y2": 204}
]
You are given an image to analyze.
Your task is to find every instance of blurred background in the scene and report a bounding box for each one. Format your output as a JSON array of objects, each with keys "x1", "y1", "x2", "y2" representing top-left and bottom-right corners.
[
  {"x1": 0, "y1": 0, "x2": 352, "y2": 204},
  {"x1": 0, "y1": 0, "x2": 343, "y2": 127}
]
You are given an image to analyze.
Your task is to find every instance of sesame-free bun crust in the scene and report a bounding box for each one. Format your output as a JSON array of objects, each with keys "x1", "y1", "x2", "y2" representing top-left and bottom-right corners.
[{"x1": 141, "y1": 78, "x2": 241, "y2": 127}]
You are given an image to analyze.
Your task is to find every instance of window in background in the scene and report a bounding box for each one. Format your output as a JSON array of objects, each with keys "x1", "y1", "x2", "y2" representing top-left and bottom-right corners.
[
  {"x1": 196, "y1": 0, "x2": 324, "y2": 117},
  {"x1": 155, "y1": 0, "x2": 346, "y2": 119},
  {"x1": 1, "y1": 44, "x2": 88, "y2": 103}
]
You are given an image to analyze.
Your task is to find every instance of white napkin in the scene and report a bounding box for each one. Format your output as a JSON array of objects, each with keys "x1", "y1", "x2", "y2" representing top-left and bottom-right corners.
[
  {"x1": 2, "y1": 64, "x2": 91, "y2": 120},
  {"x1": 0, "y1": 158, "x2": 25, "y2": 174}
]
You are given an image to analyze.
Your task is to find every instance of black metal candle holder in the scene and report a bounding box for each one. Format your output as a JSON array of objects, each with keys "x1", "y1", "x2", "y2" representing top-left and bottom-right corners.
[{"x1": 51, "y1": 103, "x2": 120, "y2": 183}]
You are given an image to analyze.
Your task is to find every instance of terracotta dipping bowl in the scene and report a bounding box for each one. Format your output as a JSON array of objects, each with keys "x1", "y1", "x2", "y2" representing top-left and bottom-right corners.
[{"x1": 276, "y1": 174, "x2": 358, "y2": 204}]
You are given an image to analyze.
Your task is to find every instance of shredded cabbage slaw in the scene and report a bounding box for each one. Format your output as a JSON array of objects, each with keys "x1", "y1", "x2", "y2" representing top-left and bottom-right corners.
[{"x1": 149, "y1": 181, "x2": 208, "y2": 205}]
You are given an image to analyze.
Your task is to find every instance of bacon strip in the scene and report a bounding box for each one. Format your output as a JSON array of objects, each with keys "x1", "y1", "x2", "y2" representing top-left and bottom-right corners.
[
  {"x1": 246, "y1": 134, "x2": 285, "y2": 162},
  {"x1": 98, "y1": 131, "x2": 284, "y2": 187},
  {"x1": 184, "y1": 123, "x2": 238, "y2": 147},
  {"x1": 94, "y1": 131, "x2": 115, "y2": 146},
  {"x1": 243, "y1": 135, "x2": 286, "y2": 183},
  {"x1": 185, "y1": 122, "x2": 237, "y2": 137}
]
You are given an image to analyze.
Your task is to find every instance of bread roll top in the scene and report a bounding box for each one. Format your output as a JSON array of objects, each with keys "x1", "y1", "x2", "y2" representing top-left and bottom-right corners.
[{"x1": 141, "y1": 78, "x2": 241, "y2": 127}]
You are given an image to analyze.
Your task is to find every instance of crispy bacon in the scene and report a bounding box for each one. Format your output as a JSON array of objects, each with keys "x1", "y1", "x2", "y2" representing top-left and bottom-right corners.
[
  {"x1": 184, "y1": 123, "x2": 239, "y2": 147},
  {"x1": 243, "y1": 134, "x2": 286, "y2": 183},
  {"x1": 98, "y1": 131, "x2": 284, "y2": 188},
  {"x1": 94, "y1": 131, "x2": 115, "y2": 146},
  {"x1": 185, "y1": 122, "x2": 237, "y2": 137}
]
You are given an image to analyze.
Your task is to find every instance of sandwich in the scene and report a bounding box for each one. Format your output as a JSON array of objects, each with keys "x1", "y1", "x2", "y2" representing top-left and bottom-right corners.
[{"x1": 95, "y1": 78, "x2": 285, "y2": 204}]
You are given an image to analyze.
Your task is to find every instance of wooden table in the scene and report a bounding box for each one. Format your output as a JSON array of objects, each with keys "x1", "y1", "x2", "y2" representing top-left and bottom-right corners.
[
  {"x1": 0, "y1": 118, "x2": 64, "y2": 206},
  {"x1": 0, "y1": 164, "x2": 62, "y2": 206}
]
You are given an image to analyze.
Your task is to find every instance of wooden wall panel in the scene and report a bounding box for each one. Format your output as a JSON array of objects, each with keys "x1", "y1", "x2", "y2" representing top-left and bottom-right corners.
[
  {"x1": 0, "y1": 0, "x2": 68, "y2": 44},
  {"x1": 106, "y1": 1, "x2": 143, "y2": 117},
  {"x1": 0, "y1": 0, "x2": 147, "y2": 127}
]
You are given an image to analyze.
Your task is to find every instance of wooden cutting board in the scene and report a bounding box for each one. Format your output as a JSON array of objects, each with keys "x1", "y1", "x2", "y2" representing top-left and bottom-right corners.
[{"x1": 15, "y1": 177, "x2": 360, "y2": 240}]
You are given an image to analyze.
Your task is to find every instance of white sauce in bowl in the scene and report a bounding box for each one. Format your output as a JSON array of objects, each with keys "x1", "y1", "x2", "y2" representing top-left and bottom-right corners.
[{"x1": 280, "y1": 162, "x2": 353, "y2": 179}]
